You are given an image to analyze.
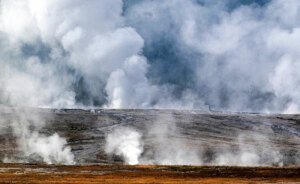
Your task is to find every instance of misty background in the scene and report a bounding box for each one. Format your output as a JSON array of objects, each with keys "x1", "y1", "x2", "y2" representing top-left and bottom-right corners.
[{"x1": 0, "y1": 0, "x2": 300, "y2": 113}]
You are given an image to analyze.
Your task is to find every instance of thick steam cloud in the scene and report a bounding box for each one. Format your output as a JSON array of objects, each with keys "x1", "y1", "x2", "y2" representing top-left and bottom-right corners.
[
  {"x1": 0, "y1": 0, "x2": 300, "y2": 112},
  {"x1": 105, "y1": 127, "x2": 143, "y2": 165}
]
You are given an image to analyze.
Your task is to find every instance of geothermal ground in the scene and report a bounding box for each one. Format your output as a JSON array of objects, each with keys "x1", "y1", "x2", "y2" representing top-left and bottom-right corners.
[
  {"x1": 0, "y1": 164, "x2": 299, "y2": 183},
  {"x1": 0, "y1": 108, "x2": 299, "y2": 183}
]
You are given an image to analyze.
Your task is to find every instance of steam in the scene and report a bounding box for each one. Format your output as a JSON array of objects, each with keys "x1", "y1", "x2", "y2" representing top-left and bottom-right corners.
[
  {"x1": 105, "y1": 127, "x2": 143, "y2": 165},
  {"x1": 105, "y1": 56, "x2": 158, "y2": 108},
  {"x1": 0, "y1": 0, "x2": 145, "y2": 108},
  {"x1": 213, "y1": 134, "x2": 283, "y2": 166},
  {"x1": 0, "y1": 107, "x2": 74, "y2": 164},
  {"x1": 125, "y1": 0, "x2": 300, "y2": 112},
  {"x1": 0, "y1": 0, "x2": 299, "y2": 112},
  {"x1": 105, "y1": 115, "x2": 287, "y2": 166},
  {"x1": 140, "y1": 116, "x2": 202, "y2": 165},
  {"x1": 21, "y1": 133, "x2": 74, "y2": 164},
  {"x1": 0, "y1": 0, "x2": 300, "y2": 166}
]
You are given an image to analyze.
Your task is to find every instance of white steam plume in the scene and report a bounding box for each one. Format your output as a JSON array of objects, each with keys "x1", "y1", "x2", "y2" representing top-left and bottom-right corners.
[
  {"x1": 21, "y1": 133, "x2": 74, "y2": 164},
  {"x1": 105, "y1": 55, "x2": 158, "y2": 108},
  {"x1": 1, "y1": 0, "x2": 300, "y2": 112},
  {"x1": 0, "y1": 107, "x2": 74, "y2": 164},
  {"x1": 0, "y1": 0, "x2": 152, "y2": 108},
  {"x1": 105, "y1": 127, "x2": 143, "y2": 165}
]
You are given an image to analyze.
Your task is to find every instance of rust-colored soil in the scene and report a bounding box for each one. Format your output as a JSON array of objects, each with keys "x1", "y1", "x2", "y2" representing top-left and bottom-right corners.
[{"x1": 0, "y1": 163, "x2": 299, "y2": 184}]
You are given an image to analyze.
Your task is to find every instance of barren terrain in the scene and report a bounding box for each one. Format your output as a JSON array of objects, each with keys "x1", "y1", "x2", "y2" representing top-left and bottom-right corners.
[{"x1": 0, "y1": 108, "x2": 299, "y2": 183}]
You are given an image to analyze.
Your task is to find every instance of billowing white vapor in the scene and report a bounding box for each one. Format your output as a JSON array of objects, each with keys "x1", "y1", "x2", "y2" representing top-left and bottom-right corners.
[
  {"x1": 105, "y1": 127, "x2": 143, "y2": 165},
  {"x1": 1, "y1": 0, "x2": 300, "y2": 112}
]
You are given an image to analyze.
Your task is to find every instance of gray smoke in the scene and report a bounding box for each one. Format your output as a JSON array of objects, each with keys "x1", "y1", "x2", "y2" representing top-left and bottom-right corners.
[{"x1": 0, "y1": 0, "x2": 299, "y2": 112}]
